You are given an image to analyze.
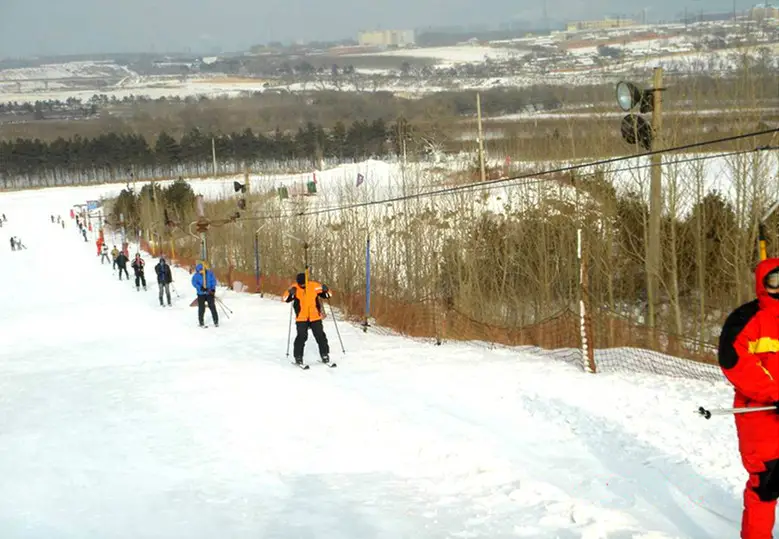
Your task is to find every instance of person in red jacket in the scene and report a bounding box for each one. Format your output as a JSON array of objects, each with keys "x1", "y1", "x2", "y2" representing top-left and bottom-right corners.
[{"x1": 719, "y1": 258, "x2": 779, "y2": 539}]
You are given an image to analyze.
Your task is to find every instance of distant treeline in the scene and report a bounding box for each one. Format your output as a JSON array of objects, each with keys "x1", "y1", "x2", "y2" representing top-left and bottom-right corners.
[{"x1": 0, "y1": 118, "x2": 415, "y2": 187}]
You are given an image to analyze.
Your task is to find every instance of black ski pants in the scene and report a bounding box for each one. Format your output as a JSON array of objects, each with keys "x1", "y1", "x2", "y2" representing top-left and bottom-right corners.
[
  {"x1": 293, "y1": 320, "x2": 329, "y2": 359},
  {"x1": 118, "y1": 266, "x2": 129, "y2": 280},
  {"x1": 135, "y1": 272, "x2": 146, "y2": 288},
  {"x1": 197, "y1": 294, "x2": 218, "y2": 326},
  {"x1": 158, "y1": 282, "x2": 171, "y2": 305}
]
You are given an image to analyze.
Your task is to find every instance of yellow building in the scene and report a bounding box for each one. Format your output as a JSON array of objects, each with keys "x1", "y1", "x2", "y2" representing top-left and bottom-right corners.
[
  {"x1": 566, "y1": 18, "x2": 637, "y2": 31},
  {"x1": 357, "y1": 30, "x2": 416, "y2": 47}
]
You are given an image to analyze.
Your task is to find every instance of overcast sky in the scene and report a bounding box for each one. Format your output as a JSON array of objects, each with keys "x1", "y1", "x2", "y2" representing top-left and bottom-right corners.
[{"x1": 0, "y1": 0, "x2": 741, "y2": 57}]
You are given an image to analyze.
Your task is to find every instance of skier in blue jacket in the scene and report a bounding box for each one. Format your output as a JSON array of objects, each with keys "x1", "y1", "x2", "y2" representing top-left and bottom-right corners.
[{"x1": 191, "y1": 262, "x2": 219, "y2": 327}]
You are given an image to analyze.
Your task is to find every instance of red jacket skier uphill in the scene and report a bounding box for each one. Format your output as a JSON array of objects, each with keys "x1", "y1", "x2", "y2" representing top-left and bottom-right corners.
[{"x1": 719, "y1": 258, "x2": 779, "y2": 539}]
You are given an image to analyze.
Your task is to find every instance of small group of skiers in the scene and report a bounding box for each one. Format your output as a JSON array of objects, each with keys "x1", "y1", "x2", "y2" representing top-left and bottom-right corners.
[
  {"x1": 74, "y1": 218, "x2": 89, "y2": 241},
  {"x1": 87, "y1": 234, "x2": 333, "y2": 360},
  {"x1": 107, "y1": 245, "x2": 175, "y2": 306},
  {"x1": 9, "y1": 236, "x2": 26, "y2": 251},
  {"x1": 187, "y1": 262, "x2": 333, "y2": 363}
]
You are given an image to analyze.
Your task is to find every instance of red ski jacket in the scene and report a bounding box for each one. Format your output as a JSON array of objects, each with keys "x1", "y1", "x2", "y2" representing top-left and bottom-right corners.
[{"x1": 719, "y1": 258, "x2": 779, "y2": 469}]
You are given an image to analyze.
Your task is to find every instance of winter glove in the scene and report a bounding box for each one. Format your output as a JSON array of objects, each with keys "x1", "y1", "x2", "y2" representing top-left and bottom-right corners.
[
  {"x1": 287, "y1": 286, "x2": 296, "y2": 297},
  {"x1": 774, "y1": 401, "x2": 779, "y2": 413},
  {"x1": 208, "y1": 289, "x2": 215, "y2": 295}
]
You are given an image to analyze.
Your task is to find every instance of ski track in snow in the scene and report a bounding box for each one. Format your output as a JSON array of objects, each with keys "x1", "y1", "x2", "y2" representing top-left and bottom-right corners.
[{"x1": 0, "y1": 183, "x2": 765, "y2": 538}]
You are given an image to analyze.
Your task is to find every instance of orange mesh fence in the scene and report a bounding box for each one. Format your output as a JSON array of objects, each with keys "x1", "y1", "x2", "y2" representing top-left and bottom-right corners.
[{"x1": 136, "y1": 237, "x2": 723, "y2": 382}]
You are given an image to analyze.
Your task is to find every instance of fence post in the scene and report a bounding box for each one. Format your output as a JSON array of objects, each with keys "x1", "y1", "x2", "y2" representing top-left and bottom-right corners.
[
  {"x1": 363, "y1": 234, "x2": 371, "y2": 332},
  {"x1": 254, "y1": 233, "x2": 261, "y2": 296},
  {"x1": 579, "y1": 229, "x2": 597, "y2": 373}
]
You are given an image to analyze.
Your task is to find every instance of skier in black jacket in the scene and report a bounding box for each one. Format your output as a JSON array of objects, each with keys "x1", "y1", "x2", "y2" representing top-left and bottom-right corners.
[
  {"x1": 154, "y1": 257, "x2": 173, "y2": 306},
  {"x1": 131, "y1": 253, "x2": 147, "y2": 291},
  {"x1": 115, "y1": 252, "x2": 129, "y2": 280}
]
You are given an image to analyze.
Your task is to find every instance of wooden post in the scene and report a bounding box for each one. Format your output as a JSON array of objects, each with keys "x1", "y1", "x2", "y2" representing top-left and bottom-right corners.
[
  {"x1": 211, "y1": 138, "x2": 217, "y2": 177},
  {"x1": 579, "y1": 228, "x2": 597, "y2": 373},
  {"x1": 476, "y1": 92, "x2": 486, "y2": 183},
  {"x1": 646, "y1": 67, "x2": 664, "y2": 330}
]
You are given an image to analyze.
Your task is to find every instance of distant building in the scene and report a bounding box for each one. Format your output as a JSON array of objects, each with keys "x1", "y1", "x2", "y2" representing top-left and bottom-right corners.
[
  {"x1": 750, "y1": 3, "x2": 779, "y2": 20},
  {"x1": 357, "y1": 29, "x2": 416, "y2": 48},
  {"x1": 565, "y1": 18, "x2": 637, "y2": 32}
]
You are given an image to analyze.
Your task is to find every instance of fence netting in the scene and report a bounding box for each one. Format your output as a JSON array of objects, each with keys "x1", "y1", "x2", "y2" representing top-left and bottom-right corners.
[{"x1": 141, "y1": 238, "x2": 723, "y2": 383}]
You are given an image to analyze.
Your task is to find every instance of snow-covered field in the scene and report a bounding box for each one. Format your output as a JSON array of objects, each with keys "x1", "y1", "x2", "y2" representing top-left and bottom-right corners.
[
  {"x1": 0, "y1": 61, "x2": 130, "y2": 82},
  {"x1": 0, "y1": 168, "x2": 765, "y2": 538},
  {"x1": 347, "y1": 45, "x2": 527, "y2": 64}
]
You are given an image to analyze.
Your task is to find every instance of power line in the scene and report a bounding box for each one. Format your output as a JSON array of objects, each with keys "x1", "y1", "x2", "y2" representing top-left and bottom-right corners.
[
  {"x1": 236, "y1": 127, "x2": 779, "y2": 222},
  {"x1": 290, "y1": 128, "x2": 779, "y2": 219}
]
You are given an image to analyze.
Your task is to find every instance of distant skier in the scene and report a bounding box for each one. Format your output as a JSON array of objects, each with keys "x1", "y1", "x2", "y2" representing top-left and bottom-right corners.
[
  {"x1": 13, "y1": 237, "x2": 26, "y2": 250},
  {"x1": 191, "y1": 262, "x2": 218, "y2": 327},
  {"x1": 9, "y1": 237, "x2": 15, "y2": 251},
  {"x1": 283, "y1": 272, "x2": 332, "y2": 366},
  {"x1": 115, "y1": 251, "x2": 129, "y2": 280},
  {"x1": 718, "y1": 258, "x2": 779, "y2": 539},
  {"x1": 100, "y1": 243, "x2": 110, "y2": 264},
  {"x1": 111, "y1": 246, "x2": 120, "y2": 269},
  {"x1": 50, "y1": 215, "x2": 54, "y2": 223},
  {"x1": 131, "y1": 253, "x2": 147, "y2": 291},
  {"x1": 155, "y1": 256, "x2": 173, "y2": 307},
  {"x1": 81, "y1": 228, "x2": 87, "y2": 242}
]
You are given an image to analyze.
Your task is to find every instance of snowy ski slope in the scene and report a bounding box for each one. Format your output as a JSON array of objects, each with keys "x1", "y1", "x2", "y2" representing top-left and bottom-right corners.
[{"x1": 0, "y1": 181, "x2": 764, "y2": 538}]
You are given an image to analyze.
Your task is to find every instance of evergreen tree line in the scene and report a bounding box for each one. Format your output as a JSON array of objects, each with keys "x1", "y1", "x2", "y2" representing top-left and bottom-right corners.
[{"x1": 0, "y1": 118, "x2": 414, "y2": 188}]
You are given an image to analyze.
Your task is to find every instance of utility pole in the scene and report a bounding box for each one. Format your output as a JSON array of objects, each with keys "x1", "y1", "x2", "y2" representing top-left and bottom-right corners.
[
  {"x1": 211, "y1": 137, "x2": 217, "y2": 177},
  {"x1": 647, "y1": 66, "x2": 664, "y2": 330},
  {"x1": 476, "y1": 92, "x2": 486, "y2": 183}
]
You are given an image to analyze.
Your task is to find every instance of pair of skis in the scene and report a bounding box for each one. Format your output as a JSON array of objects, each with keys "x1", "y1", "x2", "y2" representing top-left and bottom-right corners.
[{"x1": 294, "y1": 358, "x2": 337, "y2": 370}]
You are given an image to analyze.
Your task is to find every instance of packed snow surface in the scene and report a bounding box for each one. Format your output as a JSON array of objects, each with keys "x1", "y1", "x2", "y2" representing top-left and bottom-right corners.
[{"x1": 0, "y1": 179, "x2": 765, "y2": 538}]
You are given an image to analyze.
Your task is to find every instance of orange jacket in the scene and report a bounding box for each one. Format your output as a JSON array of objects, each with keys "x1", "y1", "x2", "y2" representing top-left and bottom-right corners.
[{"x1": 283, "y1": 279, "x2": 332, "y2": 322}]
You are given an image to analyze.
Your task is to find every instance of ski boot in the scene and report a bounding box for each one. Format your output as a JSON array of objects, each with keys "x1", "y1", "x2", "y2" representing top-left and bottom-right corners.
[{"x1": 321, "y1": 355, "x2": 330, "y2": 364}]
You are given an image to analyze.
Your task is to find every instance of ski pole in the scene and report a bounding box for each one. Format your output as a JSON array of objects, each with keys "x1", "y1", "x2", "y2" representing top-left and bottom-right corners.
[
  {"x1": 171, "y1": 283, "x2": 180, "y2": 298},
  {"x1": 216, "y1": 299, "x2": 231, "y2": 320},
  {"x1": 698, "y1": 405, "x2": 778, "y2": 419},
  {"x1": 216, "y1": 297, "x2": 233, "y2": 314},
  {"x1": 286, "y1": 305, "x2": 293, "y2": 358},
  {"x1": 328, "y1": 302, "x2": 346, "y2": 354}
]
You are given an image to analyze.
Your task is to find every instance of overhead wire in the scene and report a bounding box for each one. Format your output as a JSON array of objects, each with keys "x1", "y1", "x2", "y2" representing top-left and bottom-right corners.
[{"x1": 235, "y1": 127, "x2": 779, "y2": 222}]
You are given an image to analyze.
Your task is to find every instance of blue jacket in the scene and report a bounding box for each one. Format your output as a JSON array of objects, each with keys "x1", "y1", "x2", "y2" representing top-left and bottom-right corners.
[{"x1": 191, "y1": 263, "x2": 217, "y2": 295}]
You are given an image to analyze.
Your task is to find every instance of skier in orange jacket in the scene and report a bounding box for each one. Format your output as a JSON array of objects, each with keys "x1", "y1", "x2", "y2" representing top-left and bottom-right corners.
[{"x1": 283, "y1": 272, "x2": 332, "y2": 366}]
